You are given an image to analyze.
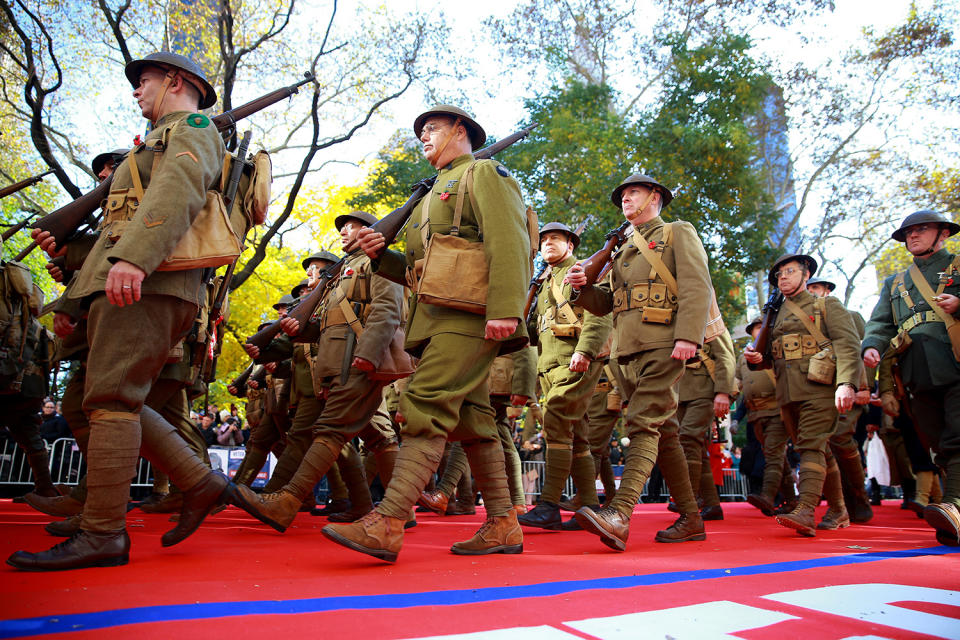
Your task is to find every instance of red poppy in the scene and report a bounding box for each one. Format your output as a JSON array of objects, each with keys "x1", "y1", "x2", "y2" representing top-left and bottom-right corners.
[
  {"x1": 439, "y1": 192, "x2": 450, "y2": 201},
  {"x1": 648, "y1": 241, "x2": 656, "y2": 249},
  {"x1": 133, "y1": 134, "x2": 142, "y2": 146},
  {"x1": 345, "y1": 268, "x2": 354, "y2": 276}
]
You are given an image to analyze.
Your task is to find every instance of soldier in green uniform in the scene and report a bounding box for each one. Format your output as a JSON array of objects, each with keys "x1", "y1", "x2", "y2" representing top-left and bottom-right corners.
[
  {"x1": 862, "y1": 210, "x2": 960, "y2": 546},
  {"x1": 739, "y1": 317, "x2": 797, "y2": 515},
  {"x1": 327, "y1": 105, "x2": 530, "y2": 562},
  {"x1": 519, "y1": 222, "x2": 611, "y2": 530},
  {"x1": 9, "y1": 53, "x2": 236, "y2": 571},
  {"x1": 676, "y1": 327, "x2": 736, "y2": 520},
  {"x1": 744, "y1": 254, "x2": 860, "y2": 537},
  {"x1": 231, "y1": 211, "x2": 405, "y2": 532},
  {"x1": 564, "y1": 174, "x2": 711, "y2": 550}
]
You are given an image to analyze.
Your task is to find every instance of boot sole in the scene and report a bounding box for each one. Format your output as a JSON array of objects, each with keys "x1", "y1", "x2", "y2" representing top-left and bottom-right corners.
[
  {"x1": 654, "y1": 531, "x2": 706, "y2": 543},
  {"x1": 573, "y1": 511, "x2": 626, "y2": 551},
  {"x1": 816, "y1": 520, "x2": 851, "y2": 530},
  {"x1": 776, "y1": 515, "x2": 816, "y2": 537},
  {"x1": 516, "y1": 518, "x2": 563, "y2": 530},
  {"x1": 6, "y1": 553, "x2": 129, "y2": 572},
  {"x1": 321, "y1": 526, "x2": 397, "y2": 563},
  {"x1": 924, "y1": 506, "x2": 960, "y2": 546},
  {"x1": 230, "y1": 486, "x2": 289, "y2": 533},
  {"x1": 450, "y1": 543, "x2": 523, "y2": 556},
  {"x1": 746, "y1": 495, "x2": 775, "y2": 516}
]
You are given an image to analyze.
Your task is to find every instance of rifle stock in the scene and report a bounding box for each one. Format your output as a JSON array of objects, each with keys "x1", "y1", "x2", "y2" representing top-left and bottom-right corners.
[
  {"x1": 2, "y1": 210, "x2": 42, "y2": 242},
  {"x1": 31, "y1": 73, "x2": 315, "y2": 248},
  {"x1": 0, "y1": 170, "x2": 54, "y2": 199},
  {"x1": 748, "y1": 288, "x2": 784, "y2": 370},
  {"x1": 578, "y1": 220, "x2": 631, "y2": 288},
  {"x1": 229, "y1": 363, "x2": 255, "y2": 395}
]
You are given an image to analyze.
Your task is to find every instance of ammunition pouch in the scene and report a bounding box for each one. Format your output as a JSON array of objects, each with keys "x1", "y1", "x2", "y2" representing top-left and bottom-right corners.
[
  {"x1": 487, "y1": 355, "x2": 514, "y2": 395},
  {"x1": 612, "y1": 282, "x2": 677, "y2": 324},
  {"x1": 550, "y1": 323, "x2": 580, "y2": 338},
  {"x1": 890, "y1": 330, "x2": 912, "y2": 354}
]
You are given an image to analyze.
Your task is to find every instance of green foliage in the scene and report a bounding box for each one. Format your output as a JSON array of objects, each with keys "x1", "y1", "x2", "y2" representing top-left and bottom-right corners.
[{"x1": 347, "y1": 131, "x2": 434, "y2": 214}]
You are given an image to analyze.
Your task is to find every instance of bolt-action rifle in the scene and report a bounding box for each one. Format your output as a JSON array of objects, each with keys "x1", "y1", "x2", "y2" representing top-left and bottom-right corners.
[{"x1": 0, "y1": 170, "x2": 54, "y2": 200}]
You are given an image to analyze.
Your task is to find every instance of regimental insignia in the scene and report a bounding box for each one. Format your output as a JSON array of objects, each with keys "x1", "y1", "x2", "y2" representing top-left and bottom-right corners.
[
  {"x1": 187, "y1": 113, "x2": 210, "y2": 128},
  {"x1": 445, "y1": 179, "x2": 458, "y2": 189},
  {"x1": 496, "y1": 165, "x2": 510, "y2": 177}
]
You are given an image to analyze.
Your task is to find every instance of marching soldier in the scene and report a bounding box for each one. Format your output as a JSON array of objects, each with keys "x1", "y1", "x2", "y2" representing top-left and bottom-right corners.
[
  {"x1": 862, "y1": 210, "x2": 960, "y2": 546},
  {"x1": 10, "y1": 52, "x2": 235, "y2": 570},
  {"x1": 330, "y1": 105, "x2": 531, "y2": 561},
  {"x1": 744, "y1": 253, "x2": 861, "y2": 537},
  {"x1": 519, "y1": 222, "x2": 611, "y2": 530},
  {"x1": 564, "y1": 174, "x2": 711, "y2": 550}
]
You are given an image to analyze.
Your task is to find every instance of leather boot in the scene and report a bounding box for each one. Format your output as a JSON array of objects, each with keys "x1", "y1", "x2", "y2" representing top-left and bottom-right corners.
[
  {"x1": 7, "y1": 530, "x2": 130, "y2": 571},
  {"x1": 574, "y1": 505, "x2": 630, "y2": 551},
  {"x1": 451, "y1": 510, "x2": 523, "y2": 555},
  {"x1": 655, "y1": 513, "x2": 706, "y2": 543},
  {"x1": 445, "y1": 495, "x2": 477, "y2": 515},
  {"x1": 162, "y1": 471, "x2": 232, "y2": 547},
  {"x1": 561, "y1": 504, "x2": 598, "y2": 531},
  {"x1": 746, "y1": 493, "x2": 777, "y2": 516},
  {"x1": 776, "y1": 504, "x2": 817, "y2": 537},
  {"x1": 900, "y1": 476, "x2": 917, "y2": 510},
  {"x1": 140, "y1": 491, "x2": 183, "y2": 514},
  {"x1": 923, "y1": 502, "x2": 960, "y2": 546},
  {"x1": 774, "y1": 497, "x2": 799, "y2": 515},
  {"x1": 557, "y1": 497, "x2": 581, "y2": 512},
  {"x1": 46, "y1": 515, "x2": 82, "y2": 537},
  {"x1": 700, "y1": 504, "x2": 724, "y2": 521},
  {"x1": 417, "y1": 489, "x2": 449, "y2": 515},
  {"x1": 23, "y1": 492, "x2": 84, "y2": 518},
  {"x1": 27, "y1": 450, "x2": 58, "y2": 497},
  {"x1": 139, "y1": 491, "x2": 170, "y2": 508},
  {"x1": 311, "y1": 498, "x2": 351, "y2": 517},
  {"x1": 517, "y1": 501, "x2": 562, "y2": 530},
  {"x1": 230, "y1": 485, "x2": 301, "y2": 533},
  {"x1": 322, "y1": 510, "x2": 406, "y2": 562},
  {"x1": 328, "y1": 445, "x2": 374, "y2": 523},
  {"x1": 817, "y1": 505, "x2": 850, "y2": 530}
]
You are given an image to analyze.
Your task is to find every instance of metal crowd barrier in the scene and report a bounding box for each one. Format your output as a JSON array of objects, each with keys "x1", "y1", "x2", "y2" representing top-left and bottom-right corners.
[{"x1": 0, "y1": 438, "x2": 155, "y2": 489}]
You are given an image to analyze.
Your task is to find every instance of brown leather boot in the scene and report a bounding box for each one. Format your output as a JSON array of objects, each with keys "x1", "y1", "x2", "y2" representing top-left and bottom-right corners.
[
  {"x1": 161, "y1": 471, "x2": 231, "y2": 547},
  {"x1": 445, "y1": 496, "x2": 476, "y2": 516},
  {"x1": 924, "y1": 502, "x2": 960, "y2": 546},
  {"x1": 746, "y1": 492, "x2": 777, "y2": 516},
  {"x1": 776, "y1": 504, "x2": 817, "y2": 537},
  {"x1": 700, "y1": 504, "x2": 724, "y2": 521},
  {"x1": 817, "y1": 505, "x2": 850, "y2": 530},
  {"x1": 140, "y1": 491, "x2": 184, "y2": 514},
  {"x1": 513, "y1": 504, "x2": 528, "y2": 515},
  {"x1": 322, "y1": 510, "x2": 405, "y2": 562},
  {"x1": 6, "y1": 530, "x2": 130, "y2": 571},
  {"x1": 655, "y1": 513, "x2": 706, "y2": 543},
  {"x1": 45, "y1": 515, "x2": 82, "y2": 537},
  {"x1": 574, "y1": 505, "x2": 630, "y2": 551},
  {"x1": 417, "y1": 489, "x2": 449, "y2": 514},
  {"x1": 230, "y1": 485, "x2": 301, "y2": 532},
  {"x1": 23, "y1": 492, "x2": 84, "y2": 518},
  {"x1": 451, "y1": 510, "x2": 523, "y2": 555},
  {"x1": 310, "y1": 498, "x2": 351, "y2": 517}
]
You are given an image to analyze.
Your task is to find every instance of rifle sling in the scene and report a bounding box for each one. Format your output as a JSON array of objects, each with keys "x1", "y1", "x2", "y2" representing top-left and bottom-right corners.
[
  {"x1": 908, "y1": 263, "x2": 957, "y2": 329},
  {"x1": 633, "y1": 222, "x2": 678, "y2": 297},
  {"x1": 782, "y1": 298, "x2": 830, "y2": 348}
]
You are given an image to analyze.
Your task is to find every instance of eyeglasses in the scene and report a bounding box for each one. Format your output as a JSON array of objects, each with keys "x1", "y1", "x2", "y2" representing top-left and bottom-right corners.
[
  {"x1": 775, "y1": 267, "x2": 801, "y2": 280},
  {"x1": 419, "y1": 122, "x2": 449, "y2": 138},
  {"x1": 905, "y1": 223, "x2": 938, "y2": 236}
]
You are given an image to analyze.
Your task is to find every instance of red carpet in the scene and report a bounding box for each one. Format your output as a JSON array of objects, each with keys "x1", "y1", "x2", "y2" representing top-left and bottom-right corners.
[{"x1": 1, "y1": 499, "x2": 958, "y2": 639}]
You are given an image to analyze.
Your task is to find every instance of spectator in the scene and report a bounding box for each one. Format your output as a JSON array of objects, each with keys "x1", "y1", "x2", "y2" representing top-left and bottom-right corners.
[
  {"x1": 217, "y1": 417, "x2": 244, "y2": 446},
  {"x1": 199, "y1": 412, "x2": 217, "y2": 446},
  {"x1": 39, "y1": 399, "x2": 71, "y2": 444}
]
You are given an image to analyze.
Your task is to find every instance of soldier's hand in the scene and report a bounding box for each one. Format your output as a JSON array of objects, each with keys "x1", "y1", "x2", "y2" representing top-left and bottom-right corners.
[
  {"x1": 53, "y1": 312, "x2": 77, "y2": 338},
  {"x1": 264, "y1": 362, "x2": 277, "y2": 373},
  {"x1": 105, "y1": 260, "x2": 145, "y2": 307},
  {"x1": 854, "y1": 389, "x2": 871, "y2": 405},
  {"x1": 863, "y1": 347, "x2": 881, "y2": 368},
  {"x1": 510, "y1": 394, "x2": 528, "y2": 407},
  {"x1": 743, "y1": 344, "x2": 763, "y2": 364},
  {"x1": 356, "y1": 227, "x2": 385, "y2": 259},
  {"x1": 243, "y1": 342, "x2": 260, "y2": 358},
  {"x1": 569, "y1": 351, "x2": 591, "y2": 372},
  {"x1": 248, "y1": 379, "x2": 260, "y2": 389},
  {"x1": 880, "y1": 390, "x2": 900, "y2": 417},
  {"x1": 280, "y1": 316, "x2": 300, "y2": 336},
  {"x1": 671, "y1": 339, "x2": 697, "y2": 360},
  {"x1": 352, "y1": 356, "x2": 374, "y2": 372},
  {"x1": 563, "y1": 262, "x2": 587, "y2": 289},
  {"x1": 32, "y1": 229, "x2": 67, "y2": 259},
  {"x1": 485, "y1": 317, "x2": 518, "y2": 340},
  {"x1": 935, "y1": 292, "x2": 959, "y2": 315},
  {"x1": 45, "y1": 261, "x2": 64, "y2": 283},
  {"x1": 835, "y1": 384, "x2": 855, "y2": 413},
  {"x1": 227, "y1": 384, "x2": 238, "y2": 396},
  {"x1": 714, "y1": 392, "x2": 730, "y2": 419}
]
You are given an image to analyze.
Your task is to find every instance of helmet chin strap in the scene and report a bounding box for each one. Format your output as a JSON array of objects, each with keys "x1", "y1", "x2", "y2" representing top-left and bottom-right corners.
[
  {"x1": 149, "y1": 69, "x2": 178, "y2": 123},
  {"x1": 914, "y1": 225, "x2": 943, "y2": 258}
]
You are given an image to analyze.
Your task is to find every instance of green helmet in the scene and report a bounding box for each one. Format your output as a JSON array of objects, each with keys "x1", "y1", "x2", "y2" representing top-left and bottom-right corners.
[
  {"x1": 805, "y1": 276, "x2": 836, "y2": 292},
  {"x1": 539, "y1": 221, "x2": 580, "y2": 250},
  {"x1": 124, "y1": 52, "x2": 217, "y2": 109},
  {"x1": 334, "y1": 210, "x2": 378, "y2": 232},
  {"x1": 744, "y1": 316, "x2": 763, "y2": 335},
  {"x1": 301, "y1": 250, "x2": 339, "y2": 271},
  {"x1": 611, "y1": 174, "x2": 673, "y2": 209},
  {"x1": 768, "y1": 253, "x2": 817, "y2": 287},
  {"x1": 891, "y1": 210, "x2": 960, "y2": 242},
  {"x1": 413, "y1": 105, "x2": 486, "y2": 150},
  {"x1": 90, "y1": 149, "x2": 130, "y2": 175},
  {"x1": 291, "y1": 278, "x2": 309, "y2": 298},
  {"x1": 272, "y1": 294, "x2": 295, "y2": 310}
]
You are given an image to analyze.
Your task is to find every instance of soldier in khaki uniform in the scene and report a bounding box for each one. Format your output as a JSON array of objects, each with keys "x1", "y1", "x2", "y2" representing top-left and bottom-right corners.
[
  {"x1": 519, "y1": 222, "x2": 612, "y2": 530},
  {"x1": 565, "y1": 174, "x2": 711, "y2": 550},
  {"x1": 327, "y1": 105, "x2": 530, "y2": 562},
  {"x1": 585, "y1": 363, "x2": 621, "y2": 506},
  {"x1": 10, "y1": 53, "x2": 236, "y2": 571},
  {"x1": 674, "y1": 327, "x2": 736, "y2": 520},
  {"x1": 739, "y1": 317, "x2": 797, "y2": 515},
  {"x1": 231, "y1": 211, "x2": 404, "y2": 532},
  {"x1": 744, "y1": 254, "x2": 860, "y2": 537},
  {"x1": 862, "y1": 210, "x2": 960, "y2": 546}
]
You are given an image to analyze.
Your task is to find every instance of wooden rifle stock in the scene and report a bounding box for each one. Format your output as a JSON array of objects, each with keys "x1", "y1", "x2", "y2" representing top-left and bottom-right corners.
[
  {"x1": 246, "y1": 121, "x2": 540, "y2": 351},
  {"x1": 748, "y1": 288, "x2": 784, "y2": 370},
  {"x1": 2, "y1": 210, "x2": 42, "y2": 242},
  {"x1": 31, "y1": 72, "x2": 315, "y2": 248},
  {"x1": 229, "y1": 363, "x2": 255, "y2": 395},
  {"x1": 0, "y1": 169, "x2": 54, "y2": 199},
  {"x1": 578, "y1": 220, "x2": 631, "y2": 288}
]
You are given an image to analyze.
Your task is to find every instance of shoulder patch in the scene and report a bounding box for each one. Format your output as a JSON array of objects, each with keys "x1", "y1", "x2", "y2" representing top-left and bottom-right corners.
[
  {"x1": 187, "y1": 113, "x2": 211, "y2": 128},
  {"x1": 496, "y1": 165, "x2": 510, "y2": 177}
]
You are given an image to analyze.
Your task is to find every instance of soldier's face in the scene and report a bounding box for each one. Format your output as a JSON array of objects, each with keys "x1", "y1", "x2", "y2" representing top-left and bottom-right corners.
[
  {"x1": 540, "y1": 231, "x2": 573, "y2": 264},
  {"x1": 776, "y1": 260, "x2": 808, "y2": 296},
  {"x1": 420, "y1": 116, "x2": 462, "y2": 166},
  {"x1": 133, "y1": 67, "x2": 167, "y2": 119},
  {"x1": 340, "y1": 220, "x2": 363, "y2": 249},
  {"x1": 620, "y1": 185, "x2": 658, "y2": 221},
  {"x1": 904, "y1": 224, "x2": 947, "y2": 256},
  {"x1": 306, "y1": 261, "x2": 330, "y2": 287},
  {"x1": 97, "y1": 162, "x2": 115, "y2": 183},
  {"x1": 276, "y1": 304, "x2": 289, "y2": 318},
  {"x1": 806, "y1": 283, "x2": 830, "y2": 298}
]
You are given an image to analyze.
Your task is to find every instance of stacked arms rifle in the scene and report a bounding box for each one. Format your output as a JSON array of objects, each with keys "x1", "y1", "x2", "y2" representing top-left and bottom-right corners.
[
  {"x1": 245, "y1": 122, "x2": 539, "y2": 352},
  {"x1": 30, "y1": 73, "x2": 316, "y2": 250},
  {"x1": 746, "y1": 287, "x2": 784, "y2": 371},
  {"x1": 0, "y1": 170, "x2": 54, "y2": 200}
]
